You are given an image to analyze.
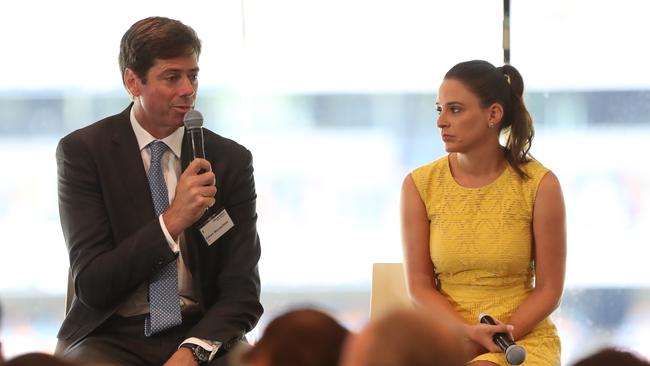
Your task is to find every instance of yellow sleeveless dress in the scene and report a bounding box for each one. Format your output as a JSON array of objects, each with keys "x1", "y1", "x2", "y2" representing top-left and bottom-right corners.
[{"x1": 411, "y1": 155, "x2": 560, "y2": 366}]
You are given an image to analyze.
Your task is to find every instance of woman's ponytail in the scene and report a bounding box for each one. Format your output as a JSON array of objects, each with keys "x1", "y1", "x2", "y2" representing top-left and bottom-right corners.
[{"x1": 445, "y1": 60, "x2": 534, "y2": 179}]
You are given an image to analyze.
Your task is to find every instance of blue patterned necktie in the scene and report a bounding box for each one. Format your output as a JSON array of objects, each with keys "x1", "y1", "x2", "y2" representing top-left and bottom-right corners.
[{"x1": 144, "y1": 140, "x2": 182, "y2": 336}]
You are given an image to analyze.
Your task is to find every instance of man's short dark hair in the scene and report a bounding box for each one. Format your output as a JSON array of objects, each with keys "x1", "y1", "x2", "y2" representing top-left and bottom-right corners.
[{"x1": 118, "y1": 16, "x2": 201, "y2": 84}]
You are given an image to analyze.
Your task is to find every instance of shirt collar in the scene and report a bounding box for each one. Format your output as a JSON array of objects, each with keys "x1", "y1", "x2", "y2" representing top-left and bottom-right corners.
[{"x1": 130, "y1": 106, "x2": 184, "y2": 158}]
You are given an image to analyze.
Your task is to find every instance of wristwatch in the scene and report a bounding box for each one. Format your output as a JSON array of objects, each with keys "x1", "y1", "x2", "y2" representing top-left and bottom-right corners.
[{"x1": 181, "y1": 343, "x2": 211, "y2": 364}]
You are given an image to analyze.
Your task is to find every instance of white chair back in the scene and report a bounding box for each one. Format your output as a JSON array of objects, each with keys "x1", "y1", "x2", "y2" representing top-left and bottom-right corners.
[{"x1": 370, "y1": 262, "x2": 413, "y2": 320}]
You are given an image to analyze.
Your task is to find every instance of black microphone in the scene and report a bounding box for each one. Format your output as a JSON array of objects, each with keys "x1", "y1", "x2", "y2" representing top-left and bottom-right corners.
[
  {"x1": 478, "y1": 313, "x2": 526, "y2": 365},
  {"x1": 183, "y1": 110, "x2": 205, "y2": 160}
]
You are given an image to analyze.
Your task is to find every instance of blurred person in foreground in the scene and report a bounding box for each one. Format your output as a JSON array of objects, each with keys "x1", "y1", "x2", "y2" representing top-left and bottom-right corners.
[
  {"x1": 0, "y1": 301, "x2": 3, "y2": 365},
  {"x1": 55, "y1": 16, "x2": 262, "y2": 365},
  {"x1": 572, "y1": 347, "x2": 650, "y2": 366},
  {"x1": 236, "y1": 308, "x2": 349, "y2": 366},
  {"x1": 340, "y1": 308, "x2": 465, "y2": 366},
  {"x1": 4, "y1": 353, "x2": 79, "y2": 366},
  {"x1": 401, "y1": 60, "x2": 566, "y2": 365}
]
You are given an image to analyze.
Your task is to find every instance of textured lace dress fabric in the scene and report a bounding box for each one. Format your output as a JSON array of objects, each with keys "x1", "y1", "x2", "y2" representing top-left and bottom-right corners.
[{"x1": 411, "y1": 155, "x2": 560, "y2": 365}]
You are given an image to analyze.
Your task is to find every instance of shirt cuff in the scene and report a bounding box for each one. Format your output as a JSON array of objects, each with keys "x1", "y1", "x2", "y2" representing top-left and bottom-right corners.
[
  {"x1": 159, "y1": 214, "x2": 180, "y2": 253},
  {"x1": 180, "y1": 337, "x2": 221, "y2": 361}
]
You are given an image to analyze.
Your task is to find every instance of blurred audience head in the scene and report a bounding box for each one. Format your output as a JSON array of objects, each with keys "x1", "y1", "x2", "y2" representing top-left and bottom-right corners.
[
  {"x1": 572, "y1": 347, "x2": 650, "y2": 366},
  {"x1": 239, "y1": 308, "x2": 349, "y2": 366},
  {"x1": 3, "y1": 353, "x2": 79, "y2": 366},
  {"x1": 0, "y1": 300, "x2": 4, "y2": 364},
  {"x1": 340, "y1": 308, "x2": 465, "y2": 366}
]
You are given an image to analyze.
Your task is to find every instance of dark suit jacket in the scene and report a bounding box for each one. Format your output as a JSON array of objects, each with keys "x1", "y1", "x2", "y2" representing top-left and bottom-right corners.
[{"x1": 55, "y1": 104, "x2": 262, "y2": 350}]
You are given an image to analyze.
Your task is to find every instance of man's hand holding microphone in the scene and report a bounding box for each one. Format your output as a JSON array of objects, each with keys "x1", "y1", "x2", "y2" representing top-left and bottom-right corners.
[{"x1": 163, "y1": 110, "x2": 215, "y2": 239}]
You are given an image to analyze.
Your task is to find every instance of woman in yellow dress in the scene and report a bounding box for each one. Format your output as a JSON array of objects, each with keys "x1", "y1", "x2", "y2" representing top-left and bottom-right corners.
[{"x1": 401, "y1": 60, "x2": 566, "y2": 366}]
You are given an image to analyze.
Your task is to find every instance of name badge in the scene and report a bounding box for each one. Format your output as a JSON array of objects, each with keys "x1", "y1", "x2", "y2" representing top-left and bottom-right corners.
[{"x1": 199, "y1": 208, "x2": 234, "y2": 246}]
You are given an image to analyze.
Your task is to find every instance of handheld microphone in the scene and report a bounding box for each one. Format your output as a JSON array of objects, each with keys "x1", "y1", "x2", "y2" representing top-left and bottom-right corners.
[
  {"x1": 183, "y1": 110, "x2": 205, "y2": 160},
  {"x1": 478, "y1": 313, "x2": 526, "y2": 365}
]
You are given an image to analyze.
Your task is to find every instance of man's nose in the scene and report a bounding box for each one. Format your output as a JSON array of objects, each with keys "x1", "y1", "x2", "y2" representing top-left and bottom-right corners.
[{"x1": 179, "y1": 76, "x2": 196, "y2": 96}]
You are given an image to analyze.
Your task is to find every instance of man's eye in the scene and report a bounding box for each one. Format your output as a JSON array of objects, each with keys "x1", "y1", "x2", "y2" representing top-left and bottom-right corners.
[
  {"x1": 451, "y1": 107, "x2": 461, "y2": 113},
  {"x1": 166, "y1": 75, "x2": 179, "y2": 82}
]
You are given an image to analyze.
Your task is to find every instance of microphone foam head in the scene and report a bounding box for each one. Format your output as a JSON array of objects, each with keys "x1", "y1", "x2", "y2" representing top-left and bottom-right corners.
[
  {"x1": 183, "y1": 110, "x2": 203, "y2": 129},
  {"x1": 505, "y1": 344, "x2": 526, "y2": 365}
]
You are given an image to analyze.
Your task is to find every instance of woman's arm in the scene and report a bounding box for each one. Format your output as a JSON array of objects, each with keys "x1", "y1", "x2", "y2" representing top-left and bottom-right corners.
[
  {"x1": 507, "y1": 171, "x2": 567, "y2": 340},
  {"x1": 400, "y1": 174, "x2": 510, "y2": 355}
]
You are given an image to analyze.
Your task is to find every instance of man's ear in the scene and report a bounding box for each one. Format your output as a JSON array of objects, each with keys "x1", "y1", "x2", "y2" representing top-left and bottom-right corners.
[
  {"x1": 124, "y1": 68, "x2": 142, "y2": 97},
  {"x1": 487, "y1": 103, "x2": 504, "y2": 128}
]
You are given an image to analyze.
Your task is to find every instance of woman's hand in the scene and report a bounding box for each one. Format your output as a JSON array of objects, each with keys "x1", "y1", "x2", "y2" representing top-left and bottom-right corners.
[{"x1": 463, "y1": 320, "x2": 514, "y2": 354}]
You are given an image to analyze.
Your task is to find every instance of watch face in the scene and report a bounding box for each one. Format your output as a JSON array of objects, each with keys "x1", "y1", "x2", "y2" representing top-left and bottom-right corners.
[{"x1": 194, "y1": 346, "x2": 210, "y2": 362}]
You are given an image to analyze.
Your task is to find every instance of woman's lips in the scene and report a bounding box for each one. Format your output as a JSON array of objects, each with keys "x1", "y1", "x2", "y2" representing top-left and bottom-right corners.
[{"x1": 441, "y1": 134, "x2": 454, "y2": 142}]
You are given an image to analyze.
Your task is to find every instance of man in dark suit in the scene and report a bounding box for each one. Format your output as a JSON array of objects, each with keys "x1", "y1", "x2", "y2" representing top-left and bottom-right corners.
[{"x1": 55, "y1": 16, "x2": 262, "y2": 366}]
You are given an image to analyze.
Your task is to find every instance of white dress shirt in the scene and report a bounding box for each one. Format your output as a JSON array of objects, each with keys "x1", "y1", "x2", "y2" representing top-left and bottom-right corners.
[{"x1": 115, "y1": 108, "x2": 219, "y2": 358}]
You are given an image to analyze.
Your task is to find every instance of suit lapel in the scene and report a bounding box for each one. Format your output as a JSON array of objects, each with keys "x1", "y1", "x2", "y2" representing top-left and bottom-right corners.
[
  {"x1": 181, "y1": 131, "x2": 205, "y2": 274},
  {"x1": 180, "y1": 132, "x2": 222, "y2": 275},
  {"x1": 109, "y1": 105, "x2": 156, "y2": 224}
]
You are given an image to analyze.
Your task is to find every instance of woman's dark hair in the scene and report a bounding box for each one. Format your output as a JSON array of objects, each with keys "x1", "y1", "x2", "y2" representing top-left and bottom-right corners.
[
  {"x1": 118, "y1": 16, "x2": 202, "y2": 84},
  {"x1": 445, "y1": 60, "x2": 534, "y2": 179},
  {"x1": 572, "y1": 347, "x2": 650, "y2": 366}
]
